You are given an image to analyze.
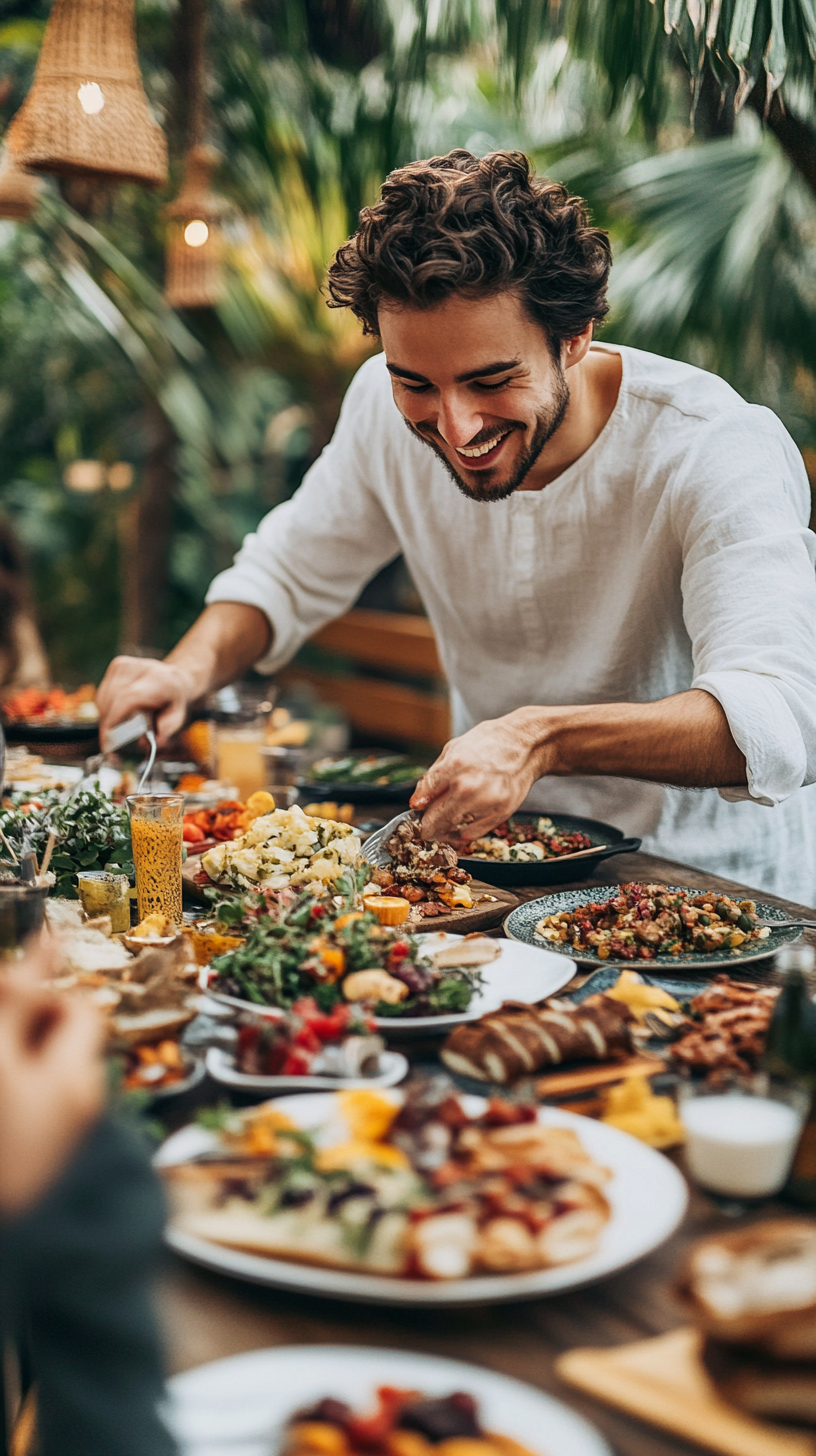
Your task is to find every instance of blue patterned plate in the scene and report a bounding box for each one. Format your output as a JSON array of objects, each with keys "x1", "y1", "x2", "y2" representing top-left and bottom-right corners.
[{"x1": 504, "y1": 885, "x2": 800, "y2": 973}]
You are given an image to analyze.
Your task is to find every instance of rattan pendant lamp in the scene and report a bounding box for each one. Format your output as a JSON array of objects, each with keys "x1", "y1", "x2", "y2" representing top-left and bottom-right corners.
[
  {"x1": 164, "y1": 143, "x2": 225, "y2": 307},
  {"x1": 6, "y1": 0, "x2": 167, "y2": 187},
  {"x1": 0, "y1": 149, "x2": 39, "y2": 220},
  {"x1": 164, "y1": 0, "x2": 225, "y2": 308}
]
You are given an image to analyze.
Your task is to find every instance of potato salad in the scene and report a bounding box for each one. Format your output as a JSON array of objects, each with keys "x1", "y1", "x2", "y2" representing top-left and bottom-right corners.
[{"x1": 200, "y1": 806, "x2": 362, "y2": 893}]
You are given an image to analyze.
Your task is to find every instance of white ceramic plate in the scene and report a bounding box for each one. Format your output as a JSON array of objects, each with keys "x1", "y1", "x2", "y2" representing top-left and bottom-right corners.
[
  {"x1": 204, "y1": 933, "x2": 577, "y2": 1037},
  {"x1": 157, "y1": 1092, "x2": 688, "y2": 1306},
  {"x1": 205, "y1": 1045, "x2": 409, "y2": 1093},
  {"x1": 165, "y1": 1345, "x2": 612, "y2": 1456}
]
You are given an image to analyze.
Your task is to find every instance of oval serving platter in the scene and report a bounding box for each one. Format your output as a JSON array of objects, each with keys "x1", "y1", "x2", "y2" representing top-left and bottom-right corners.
[
  {"x1": 205, "y1": 1045, "x2": 410, "y2": 1094},
  {"x1": 505, "y1": 884, "x2": 801, "y2": 972}
]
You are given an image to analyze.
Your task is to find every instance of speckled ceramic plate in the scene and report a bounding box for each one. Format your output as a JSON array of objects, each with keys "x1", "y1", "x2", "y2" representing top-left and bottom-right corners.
[{"x1": 504, "y1": 884, "x2": 801, "y2": 972}]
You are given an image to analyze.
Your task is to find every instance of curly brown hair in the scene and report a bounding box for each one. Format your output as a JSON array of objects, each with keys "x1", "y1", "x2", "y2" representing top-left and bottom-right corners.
[{"x1": 326, "y1": 149, "x2": 611, "y2": 348}]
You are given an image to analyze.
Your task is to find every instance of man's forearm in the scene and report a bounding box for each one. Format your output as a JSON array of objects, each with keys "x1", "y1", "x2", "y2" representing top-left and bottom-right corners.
[
  {"x1": 165, "y1": 602, "x2": 272, "y2": 700},
  {"x1": 520, "y1": 689, "x2": 747, "y2": 788}
]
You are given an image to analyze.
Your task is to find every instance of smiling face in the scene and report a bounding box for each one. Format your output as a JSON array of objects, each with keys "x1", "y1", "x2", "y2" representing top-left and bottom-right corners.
[{"x1": 379, "y1": 290, "x2": 572, "y2": 502}]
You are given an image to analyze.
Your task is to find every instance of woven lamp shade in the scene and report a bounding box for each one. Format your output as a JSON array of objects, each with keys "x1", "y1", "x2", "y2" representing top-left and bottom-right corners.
[
  {"x1": 164, "y1": 145, "x2": 225, "y2": 309},
  {"x1": 6, "y1": 0, "x2": 167, "y2": 186},
  {"x1": 0, "y1": 149, "x2": 39, "y2": 220}
]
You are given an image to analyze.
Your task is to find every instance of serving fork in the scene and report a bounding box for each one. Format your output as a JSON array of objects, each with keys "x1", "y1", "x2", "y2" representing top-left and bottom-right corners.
[{"x1": 67, "y1": 711, "x2": 157, "y2": 804}]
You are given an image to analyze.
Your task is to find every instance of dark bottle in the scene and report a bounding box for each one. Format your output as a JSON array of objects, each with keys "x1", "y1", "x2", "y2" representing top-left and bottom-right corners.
[{"x1": 763, "y1": 944, "x2": 816, "y2": 1205}]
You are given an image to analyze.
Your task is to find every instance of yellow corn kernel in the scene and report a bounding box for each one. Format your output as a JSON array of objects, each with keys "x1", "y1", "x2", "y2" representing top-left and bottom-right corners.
[
  {"x1": 387, "y1": 1432, "x2": 434, "y2": 1456},
  {"x1": 287, "y1": 1423, "x2": 349, "y2": 1456}
]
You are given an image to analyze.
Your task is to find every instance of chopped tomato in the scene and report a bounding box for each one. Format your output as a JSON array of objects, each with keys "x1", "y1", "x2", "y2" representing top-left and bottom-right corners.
[{"x1": 281, "y1": 1051, "x2": 311, "y2": 1076}]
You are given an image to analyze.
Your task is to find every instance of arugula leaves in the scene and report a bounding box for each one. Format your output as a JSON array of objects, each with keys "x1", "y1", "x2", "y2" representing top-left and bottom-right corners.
[{"x1": 0, "y1": 785, "x2": 133, "y2": 897}]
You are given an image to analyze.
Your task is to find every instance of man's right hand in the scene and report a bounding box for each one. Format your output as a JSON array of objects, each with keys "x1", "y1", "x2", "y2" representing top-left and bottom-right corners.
[
  {"x1": 96, "y1": 602, "x2": 273, "y2": 749},
  {"x1": 96, "y1": 656, "x2": 197, "y2": 748}
]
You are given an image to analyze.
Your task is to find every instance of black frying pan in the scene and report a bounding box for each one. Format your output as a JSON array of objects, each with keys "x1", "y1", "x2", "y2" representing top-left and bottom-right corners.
[{"x1": 457, "y1": 811, "x2": 641, "y2": 887}]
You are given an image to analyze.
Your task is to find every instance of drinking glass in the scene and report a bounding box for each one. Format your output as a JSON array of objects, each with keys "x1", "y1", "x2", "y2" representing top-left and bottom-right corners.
[
  {"x1": 127, "y1": 794, "x2": 184, "y2": 928},
  {"x1": 76, "y1": 870, "x2": 131, "y2": 934},
  {"x1": 678, "y1": 1072, "x2": 810, "y2": 1211},
  {"x1": 215, "y1": 722, "x2": 267, "y2": 801}
]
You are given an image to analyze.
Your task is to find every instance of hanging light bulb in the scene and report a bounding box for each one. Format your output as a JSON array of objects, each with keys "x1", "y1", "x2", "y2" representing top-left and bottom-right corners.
[
  {"x1": 183, "y1": 219, "x2": 209, "y2": 247},
  {"x1": 164, "y1": 146, "x2": 225, "y2": 309},
  {"x1": 6, "y1": 0, "x2": 167, "y2": 188},
  {"x1": 0, "y1": 148, "x2": 39, "y2": 222},
  {"x1": 77, "y1": 82, "x2": 105, "y2": 116}
]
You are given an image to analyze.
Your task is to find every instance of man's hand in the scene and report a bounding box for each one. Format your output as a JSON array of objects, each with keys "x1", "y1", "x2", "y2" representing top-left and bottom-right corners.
[
  {"x1": 410, "y1": 692, "x2": 747, "y2": 845},
  {"x1": 96, "y1": 657, "x2": 197, "y2": 748},
  {"x1": 0, "y1": 941, "x2": 105, "y2": 1217},
  {"x1": 411, "y1": 711, "x2": 546, "y2": 846},
  {"x1": 96, "y1": 602, "x2": 273, "y2": 748}
]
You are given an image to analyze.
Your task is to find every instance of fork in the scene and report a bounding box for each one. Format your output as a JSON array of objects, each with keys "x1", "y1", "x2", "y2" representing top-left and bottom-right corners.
[
  {"x1": 361, "y1": 808, "x2": 415, "y2": 866},
  {"x1": 755, "y1": 916, "x2": 816, "y2": 930},
  {"x1": 64, "y1": 711, "x2": 157, "y2": 805}
]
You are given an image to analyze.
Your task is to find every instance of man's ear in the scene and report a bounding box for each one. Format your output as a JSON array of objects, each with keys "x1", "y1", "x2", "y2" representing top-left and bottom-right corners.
[{"x1": 562, "y1": 322, "x2": 594, "y2": 370}]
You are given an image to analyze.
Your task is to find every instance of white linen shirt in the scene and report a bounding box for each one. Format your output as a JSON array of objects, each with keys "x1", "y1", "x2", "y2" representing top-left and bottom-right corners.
[{"x1": 207, "y1": 344, "x2": 816, "y2": 904}]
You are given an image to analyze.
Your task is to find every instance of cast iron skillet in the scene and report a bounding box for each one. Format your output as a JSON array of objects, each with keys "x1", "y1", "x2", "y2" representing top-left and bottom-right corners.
[{"x1": 456, "y1": 811, "x2": 642, "y2": 888}]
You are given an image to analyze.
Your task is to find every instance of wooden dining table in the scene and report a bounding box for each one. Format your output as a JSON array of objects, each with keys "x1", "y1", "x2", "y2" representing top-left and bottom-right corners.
[{"x1": 158, "y1": 845, "x2": 816, "y2": 1456}]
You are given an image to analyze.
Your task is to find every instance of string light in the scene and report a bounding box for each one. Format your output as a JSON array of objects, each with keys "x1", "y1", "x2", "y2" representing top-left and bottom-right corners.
[
  {"x1": 77, "y1": 81, "x2": 105, "y2": 115},
  {"x1": 64, "y1": 460, "x2": 105, "y2": 493},
  {"x1": 107, "y1": 462, "x2": 133, "y2": 490},
  {"x1": 183, "y1": 218, "x2": 209, "y2": 247}
]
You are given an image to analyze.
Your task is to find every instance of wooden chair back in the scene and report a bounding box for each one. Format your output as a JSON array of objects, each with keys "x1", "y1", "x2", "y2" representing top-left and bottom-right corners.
[{"x1": 281, "y1": 608, "x2": 450, "y2": 749}]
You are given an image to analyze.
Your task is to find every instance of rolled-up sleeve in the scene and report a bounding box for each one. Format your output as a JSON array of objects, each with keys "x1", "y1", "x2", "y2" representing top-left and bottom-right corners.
[
  {"x1": 206, "y1": 357, "x2": 401, "y2": 673},
  {"x1": 674, "y1": 409, "x2": 816, "y2": 806}
]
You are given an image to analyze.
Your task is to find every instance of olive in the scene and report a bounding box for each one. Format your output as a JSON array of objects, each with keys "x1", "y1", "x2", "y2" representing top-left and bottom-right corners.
[
  {"x1": 736, "y1": 913, "x2": 754, "y2": 932},
  {"x1": 698, "y1": 913, "x2": 710, "y2": 925}
]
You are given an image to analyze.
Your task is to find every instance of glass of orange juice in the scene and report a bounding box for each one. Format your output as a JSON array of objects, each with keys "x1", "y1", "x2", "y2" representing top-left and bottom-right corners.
[
  {"x1": 215, "y1": 721, "x2": 267, "y2": 801},
  {"x1": 127, "y1": 794, "x2": 184, "y2": 928}
]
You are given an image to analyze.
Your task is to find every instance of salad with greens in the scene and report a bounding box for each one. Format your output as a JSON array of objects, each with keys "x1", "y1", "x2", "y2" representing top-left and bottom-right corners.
[
  {"x1": 207, "y1": 881, "x2": 482, "y2": 1019},
  {"x1": 305, "y1": 753, "x2": 429, "y2": 786},
  {"x1": 0, "y1": 786, "x2": 133, "y2": 898}
]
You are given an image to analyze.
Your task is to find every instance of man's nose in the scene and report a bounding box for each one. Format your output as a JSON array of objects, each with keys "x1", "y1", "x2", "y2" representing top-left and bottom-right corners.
[{"x1": 435, "y1": 393, "x2": 483, "y2": 450}]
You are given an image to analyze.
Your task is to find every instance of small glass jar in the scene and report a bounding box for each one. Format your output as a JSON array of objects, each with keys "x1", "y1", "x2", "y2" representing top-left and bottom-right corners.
[{"x1": 77, "y1": 870, "x2": 131, "y2": 934}]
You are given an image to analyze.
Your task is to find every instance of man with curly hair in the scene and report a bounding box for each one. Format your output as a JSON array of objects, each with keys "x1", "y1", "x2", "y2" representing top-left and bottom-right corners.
[{"x1": 98, "y1": 150, "x2": 816, "y2": 898}]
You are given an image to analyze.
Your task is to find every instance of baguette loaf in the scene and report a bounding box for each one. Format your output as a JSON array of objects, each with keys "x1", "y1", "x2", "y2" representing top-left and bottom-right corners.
[{"x1": 441, "y1": 996, "x2": 633, "y2": 1084}]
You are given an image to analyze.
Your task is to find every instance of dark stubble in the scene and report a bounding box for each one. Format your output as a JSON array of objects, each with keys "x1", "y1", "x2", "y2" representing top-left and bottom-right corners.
[{"x1": 404, "y1": 365, "x2": 570, "y2": 503}]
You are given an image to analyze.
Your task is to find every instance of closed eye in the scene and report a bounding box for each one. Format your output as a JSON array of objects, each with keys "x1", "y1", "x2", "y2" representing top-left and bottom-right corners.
[{"x1": 399, "y1": 375, "x2": 515, "y2": 395}]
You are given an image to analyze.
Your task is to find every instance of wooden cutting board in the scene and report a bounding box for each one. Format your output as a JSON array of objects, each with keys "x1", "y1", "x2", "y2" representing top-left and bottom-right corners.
[
  {"x1": 182, "y1": 855, "x2": 518, "y2": 935},
  {"x1": 557, "y1": 1327, "x2": 816, "y2": 1456}
]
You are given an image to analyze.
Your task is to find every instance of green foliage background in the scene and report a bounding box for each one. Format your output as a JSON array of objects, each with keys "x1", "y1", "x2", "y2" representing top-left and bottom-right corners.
[{"x1": 0, "y1": 0, "x2": 814, "y2": 685}]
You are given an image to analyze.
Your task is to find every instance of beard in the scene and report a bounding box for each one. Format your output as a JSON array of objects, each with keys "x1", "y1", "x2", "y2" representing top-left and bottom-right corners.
[{"x1": 405, "y1": 367, "x2": 570, "y2": 503}]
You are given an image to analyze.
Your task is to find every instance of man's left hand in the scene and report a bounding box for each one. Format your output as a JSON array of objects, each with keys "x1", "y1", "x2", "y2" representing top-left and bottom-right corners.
[
  {"x1": 409, "y1": 691, "x2": 747, "y2": 846},
  {"x1": 410, "y1": 709, "x2": 546, "y2": 846}
]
